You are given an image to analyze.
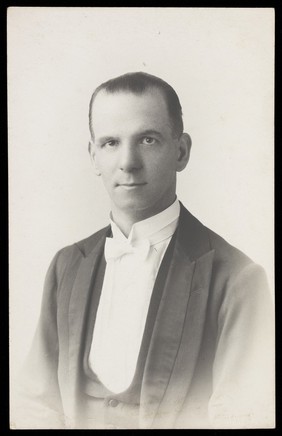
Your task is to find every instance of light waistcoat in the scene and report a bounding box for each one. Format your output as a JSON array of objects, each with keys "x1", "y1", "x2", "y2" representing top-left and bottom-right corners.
[{"x1": 89, "y1": 199, "x2": 180, "y2": 393}]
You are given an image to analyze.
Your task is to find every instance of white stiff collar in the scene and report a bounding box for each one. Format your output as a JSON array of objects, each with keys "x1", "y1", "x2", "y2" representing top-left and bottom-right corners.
[{"x1": 110, "y1": 198, "x2": 180, "y2": 246}]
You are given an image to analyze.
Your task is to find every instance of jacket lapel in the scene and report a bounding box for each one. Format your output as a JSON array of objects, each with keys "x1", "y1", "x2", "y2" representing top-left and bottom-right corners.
[
  {"x1": 64, "y1": 228, "x2": 109, "y2": 422},
  {"x1": 140, "y1": 205, "x2": 215, "y2": 428}
]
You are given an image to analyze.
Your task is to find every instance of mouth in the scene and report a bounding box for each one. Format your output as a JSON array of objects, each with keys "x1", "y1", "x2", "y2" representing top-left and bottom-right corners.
[{"x1": 117, "y1": 182, "x2": 147, "y2": 189}]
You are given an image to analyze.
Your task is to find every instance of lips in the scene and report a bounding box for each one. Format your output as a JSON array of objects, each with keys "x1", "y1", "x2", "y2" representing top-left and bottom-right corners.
[
  {"x1": 120, "y1": 183, "x2": 146, "y2": 186},
  {"x1": 117, "y1": 182, "x2": 147, "y2": 187},
  {"x1": 116, "y1": 182, "x2": 147, "y2": 190}
]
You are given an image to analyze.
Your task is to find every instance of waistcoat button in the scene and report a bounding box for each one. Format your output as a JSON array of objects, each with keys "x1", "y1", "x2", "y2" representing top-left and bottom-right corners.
[{"x1": 108, "y1": 398, "x2": 119, "y2": 407}]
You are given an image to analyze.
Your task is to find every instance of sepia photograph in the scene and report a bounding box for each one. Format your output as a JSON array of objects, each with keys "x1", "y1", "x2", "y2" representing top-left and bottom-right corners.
[{"x1": 8, "y1": 7, "x2": 275, "y2": 429}]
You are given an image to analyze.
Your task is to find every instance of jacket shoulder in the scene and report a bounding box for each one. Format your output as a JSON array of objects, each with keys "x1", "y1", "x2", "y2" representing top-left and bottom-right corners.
[
  {"x1": 204, "y1": 226, "x2": 269, "y2": 303},
  {"x1": 207, "y1": 227, "x2": 253, "y2": 269},
  {"x1": 180, "y1": 203, "x2": 254, "y2": 272},
  {"x1": 74, "y1": 225, "x2": 110, "y2": 256},
  {"x1": 50, "y1": 225, "x2": 110, "y2": 272}
]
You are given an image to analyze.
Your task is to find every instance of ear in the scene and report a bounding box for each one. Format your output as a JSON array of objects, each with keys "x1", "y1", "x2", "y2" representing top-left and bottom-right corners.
[
  {"x1": 176, "y1": 133, "x2": 192, "y2": 172},
  {"x1": 88, "y1": 140, "x2": 101, "y2": 176}
]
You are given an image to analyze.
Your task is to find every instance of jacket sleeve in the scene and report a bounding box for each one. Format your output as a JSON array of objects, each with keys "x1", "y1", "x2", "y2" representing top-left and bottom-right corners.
[
  {"x1": 208, "y1": 262, "x2": 275, "y2": 428},
  {"x1": 12, "y1": 251, "x2": 66, "y2": 429}
]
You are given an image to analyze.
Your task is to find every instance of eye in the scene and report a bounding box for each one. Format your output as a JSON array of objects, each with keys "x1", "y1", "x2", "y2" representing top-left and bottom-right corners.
[
  {"x1": 141, "y1": 137, "x2": 157, "y2": 145},
  {"x1": 103, "y1": 140, "x2": 118, "y2": 148}
]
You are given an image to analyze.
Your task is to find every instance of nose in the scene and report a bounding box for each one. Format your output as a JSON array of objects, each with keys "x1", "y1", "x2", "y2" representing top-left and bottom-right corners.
[{"x1": 119, "y1": 143, "x2": 142, "y2": 172}]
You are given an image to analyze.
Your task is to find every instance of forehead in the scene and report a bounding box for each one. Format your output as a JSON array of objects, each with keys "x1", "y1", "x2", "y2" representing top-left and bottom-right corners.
[{"x1": 90, "y1": 88, "x2": 172, "y2": 134}]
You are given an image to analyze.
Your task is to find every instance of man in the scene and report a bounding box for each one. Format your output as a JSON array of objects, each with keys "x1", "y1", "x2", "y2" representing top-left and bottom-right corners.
[{"x1": 14, "y1": 72, "x2": 274, "y2": 429}]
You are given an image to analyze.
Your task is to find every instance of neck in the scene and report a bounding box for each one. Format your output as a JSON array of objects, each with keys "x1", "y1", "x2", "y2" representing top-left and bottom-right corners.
[
  {"x1": 111, "y1": 197, "x2": 177, "y2": 238},
  {"x1": 110, "y1": 210, "x2": 148, "y2": 238}
]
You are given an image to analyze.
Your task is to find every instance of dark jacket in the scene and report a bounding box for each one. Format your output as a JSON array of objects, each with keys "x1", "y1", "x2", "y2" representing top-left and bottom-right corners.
[{"x1": 13, "y1": 204, "x2": 275, "y2": 429}]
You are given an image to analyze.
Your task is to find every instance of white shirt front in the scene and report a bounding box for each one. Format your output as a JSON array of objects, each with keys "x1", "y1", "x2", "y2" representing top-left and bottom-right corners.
[{"x1": 88, "y1": 199, "x2": 180, "y2": 393}]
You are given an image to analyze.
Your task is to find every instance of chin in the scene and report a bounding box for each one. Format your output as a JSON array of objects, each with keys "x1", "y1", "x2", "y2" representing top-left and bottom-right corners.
[
  {"x1": 112, "y1": 191, "x2": 173, "y2": 218},
  {"x1": 115, "y1": 198, "x2": 154, "y2": 213}
]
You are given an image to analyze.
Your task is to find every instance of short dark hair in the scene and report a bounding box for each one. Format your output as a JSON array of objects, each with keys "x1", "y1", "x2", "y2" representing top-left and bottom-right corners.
[{"x1": 89, "y1": 72, "x2": 184, "y2": 139}]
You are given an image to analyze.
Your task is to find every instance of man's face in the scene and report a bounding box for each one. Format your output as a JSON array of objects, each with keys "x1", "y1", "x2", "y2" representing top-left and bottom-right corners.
[{"x1": 89, "y1": 88, "x2": 190, "y2": 220}]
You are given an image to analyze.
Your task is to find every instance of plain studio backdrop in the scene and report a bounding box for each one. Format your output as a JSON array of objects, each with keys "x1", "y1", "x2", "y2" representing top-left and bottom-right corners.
[{"x1": 8, "y1": 7, "x2": 274, "y2": 402}]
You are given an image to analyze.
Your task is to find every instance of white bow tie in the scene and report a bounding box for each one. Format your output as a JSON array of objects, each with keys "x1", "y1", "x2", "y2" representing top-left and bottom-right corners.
[{"x1": 104, "y1": 237, "x2": 151, "y2": 262}]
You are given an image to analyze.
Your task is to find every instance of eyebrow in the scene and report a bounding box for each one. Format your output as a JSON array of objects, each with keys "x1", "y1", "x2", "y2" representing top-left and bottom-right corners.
[
  {"x1": 137, "y1": 129, "x2": 164, "y2": 138},
  {"x1": 96, "y1": 136, "x2": 116, "y2": 144}
]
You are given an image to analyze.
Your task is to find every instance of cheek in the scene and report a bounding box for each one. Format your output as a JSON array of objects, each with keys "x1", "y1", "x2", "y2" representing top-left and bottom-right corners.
[
  {"x1": 100, "y1": 171, "x2": 113, "y2": 187},
  {"x1": 150, "y1": 154, "x2": 176, "y2": 179},
  {"x1": 96, "y1": 155, "x2": 114, "y2": 176}
]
